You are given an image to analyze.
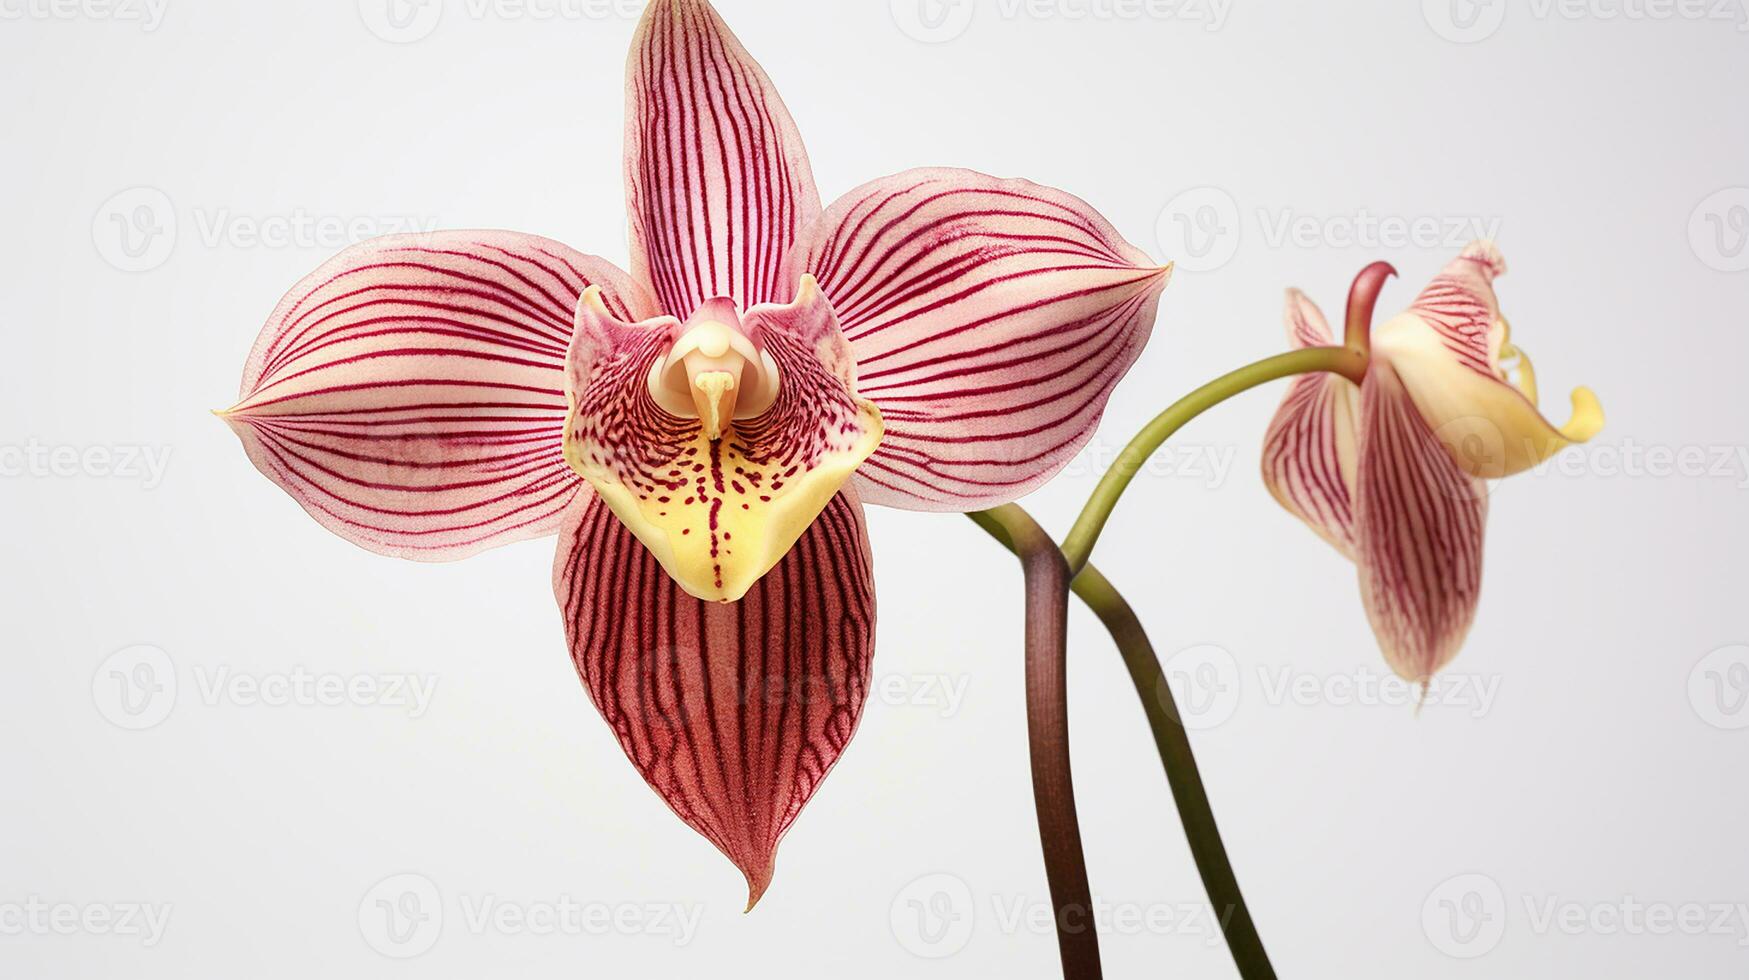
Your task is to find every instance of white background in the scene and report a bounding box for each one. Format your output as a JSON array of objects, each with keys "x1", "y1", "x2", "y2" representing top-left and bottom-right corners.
[{"x1": 3, "y1": 0, "x2": 1747, "y2": 976}]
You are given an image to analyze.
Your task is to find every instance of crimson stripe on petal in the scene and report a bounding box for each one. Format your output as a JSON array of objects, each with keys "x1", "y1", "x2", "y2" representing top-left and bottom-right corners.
[
  {"x1": 1263, "y1": 288, "x2": 1359, "y2": 557},
  {"x1": 625, "y1": 0, "x2": 820, "y2": 318},
  {"x1": 1353, "y1": 361, "x2": 1488, "y2": 683},
  {"x1": 554, "y1": 486, "x2": 875, "y2": 907},
  {"x1": 225, "y1": 231, "x2": 656, "y2": 561},
  {"x1": 1407, "y1": 240, "x2": 1507, "y2": 377},
  {"x1": 785, "y1": 168, "x2": 1170, "y2": 512}
]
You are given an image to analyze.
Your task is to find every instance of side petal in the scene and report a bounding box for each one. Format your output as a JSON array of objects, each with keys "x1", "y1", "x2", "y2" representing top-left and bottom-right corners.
[
  {"x1": 564, "y1": 280, "x2": 882, "y2": 603},
  {"x1": 554, "y1": 485, "x2": 876, "y2": 908},
  {"x1": 1404, "y1": 239, "x2": 1509, "y2": 375},
  {"x1": 1263, "y1": 290, "x2": 1360, "y2": 558},
  {"x1": 784, "y1": 168, "x2": 1171, "y2": 512},
  {"x1": 1378, "y1": 242, "x2": 1604, "y2": 478},
  {"x1": 625, "y1": 0, "x2": 821, "y2": 318},
  {"x1": 1353, "y1": 360, "x2": 1489, "y2": 683},
  {"x1": 223, "y1": 231, "x2": 657, "y2": 561}
]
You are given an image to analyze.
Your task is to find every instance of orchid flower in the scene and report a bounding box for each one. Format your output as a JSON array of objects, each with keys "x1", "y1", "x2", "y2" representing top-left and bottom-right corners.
[
  {"x1": 221, "y1": 0, "x2": 1170, "y2": 905},
  {"x1": 1263, "y1": 242, "x2": 1603, "y2": 684}
]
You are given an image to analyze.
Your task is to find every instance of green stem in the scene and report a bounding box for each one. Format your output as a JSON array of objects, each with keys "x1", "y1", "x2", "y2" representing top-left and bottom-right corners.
[
  {"x1": 1059, "y1": 345, "x2": 1365, "y2": 575},
  {"x1": 1074, "y1": 565, "x2": 1276, "y2": 980},
  {"x1": 969, "y1": 509, "x2": 1277, "y2": 980}
]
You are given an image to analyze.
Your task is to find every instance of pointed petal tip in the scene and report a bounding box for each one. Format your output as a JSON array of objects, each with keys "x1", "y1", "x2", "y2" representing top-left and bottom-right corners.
[{"x1": 741, "y1": 857, "x2": 776, "y2": 913}]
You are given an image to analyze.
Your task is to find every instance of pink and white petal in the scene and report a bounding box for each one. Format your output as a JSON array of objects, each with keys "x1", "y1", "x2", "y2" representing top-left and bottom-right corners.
[
  {"x1": 554, "y1": 486, "x2": 876, "y2": 908},
  {"x1": 1353, "y1": 360, "x2": 1489, "y2": 684},
  {"x1": 1376, "y1": 242, "x2": 1603, "y2": 478},
  {"x1": 784, "y1": 168, "x2": 1170, "y2": 512},
  {"x1": 1263, "y1": 289, "x2": 1360, "y2": 557},
  {"x1": 1395, "y1": 240, "x2": 1508, "y2": 377},
  {"x1": 625, "y1": 0, "x2": 821, "y2": 318},
  {"x1": 564, "y1": 282, "x2": 881, "y2": 603},
  {"x1": 224, "y1": 231, "x2": 657, "y2": 561},
  {"x1": 1284, "y1": 286, "x2": 1334, "y2": 349}
]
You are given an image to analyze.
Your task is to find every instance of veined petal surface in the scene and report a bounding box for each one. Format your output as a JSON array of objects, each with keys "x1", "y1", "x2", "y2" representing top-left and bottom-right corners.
[
  {"x1": 564, "y1": 282, "x2": 882, "y2": 603},
  {"x1": 785, "y1": 168, "x2": 1170, "y2": 512},
  {"x1": 554, "y1": 487, "x2": 876, "y2": 908},
  {"x1": 224, "y1": 231, "x2": 655, "y2": 560},
  {"x1": 625, "y1": 0, "x2": 821, "y2": 318},
  {"x1": 1262, "y1": 289, "x2": 1360, "y2": 558},
  {"x1": 1353, "y1": 361, "x2": 1489, "y2": 683},
  {"x1": 1377, "y1": 242, "x2": 1604, "y2": 478}
]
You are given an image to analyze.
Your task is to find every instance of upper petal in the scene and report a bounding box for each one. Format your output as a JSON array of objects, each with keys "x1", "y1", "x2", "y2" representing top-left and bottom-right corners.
[
  {"x1": 1353, "y1": 360, "x2": 1489, "y2": 683},
  {"x1": 1263, "y1": 289, "x2": 1360, "y2": 558},
  {"x1": 1376, "y1": 242, "x2": 1604, "y2": 478},
  {"x1": 564, "y1": 280, "x2": 882, "y2": 603},
  {"x1": 223, "y1": 231, "x2": 656, "y2": 561},
  {"x1": 784, "y1": 168, "x2": 1170, "y2": 512},
  {"x1": 554, "y1": 485, "x2": 876, "y2": 908},
  {"x1": 625, "y1": 0, "x2": 821, "y2": 318}
]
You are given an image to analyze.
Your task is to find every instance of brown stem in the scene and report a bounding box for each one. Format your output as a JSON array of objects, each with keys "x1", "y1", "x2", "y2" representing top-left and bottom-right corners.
[{"x1": 972, "y1": 505, "x2": 1102, "y2": 980}]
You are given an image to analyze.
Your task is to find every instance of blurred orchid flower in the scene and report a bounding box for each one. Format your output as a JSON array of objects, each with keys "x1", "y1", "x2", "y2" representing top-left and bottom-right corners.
[
  {"x1": 221, "y1": 0, "x2": 1169, "y2": 904},
  {"x1": 1263, "y1": 242, "x2": 1603, "y2": 684}
]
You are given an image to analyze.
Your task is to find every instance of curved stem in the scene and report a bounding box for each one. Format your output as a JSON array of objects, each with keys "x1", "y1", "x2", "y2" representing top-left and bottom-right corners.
[
  {"x1": 1075, "y1": 565, "x2": 1277, "y2": 980},
  {"x1": 969, "y1": 510, "x2": 1277, "y2": 980},
  {"x1": 1059, "y1": 345, "x2": 1365, "y2": 575},
  {"x1": 969, "y1": 506, "x2": 1101, "y2": 980}
]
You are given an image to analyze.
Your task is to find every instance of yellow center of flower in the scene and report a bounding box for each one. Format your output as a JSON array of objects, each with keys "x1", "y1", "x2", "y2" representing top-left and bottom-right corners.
[{"x1": 567, "y1": 286, "x2": 882, "y2": 604}]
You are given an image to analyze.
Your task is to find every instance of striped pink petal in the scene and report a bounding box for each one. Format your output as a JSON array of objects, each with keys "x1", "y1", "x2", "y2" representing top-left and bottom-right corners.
[
  {"x1": 1353, "y1": 360, "x2": 1489, "y2": 684},
  {"x1": 224, "y1": 231, "x2": 657, "y2": 561},
  {"x1": 554, "y1": 486, "x2": 875, "y2": 908},
  {"x1": 1262, "y1": 289, "x2": 1360, "y2": 558},
  {"x1": 1403, "y1": 240, "x2": 1508, "y2": 379},
  {"x1": 1378, "y1": 241, "x2": 1604, "y2": 478},
  {"x1": 783, "y1": 168, "x2": 1171, "y2": 512},
  {"x1": 625, "y1": 0, "x2": 821, "y2": 319}
]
